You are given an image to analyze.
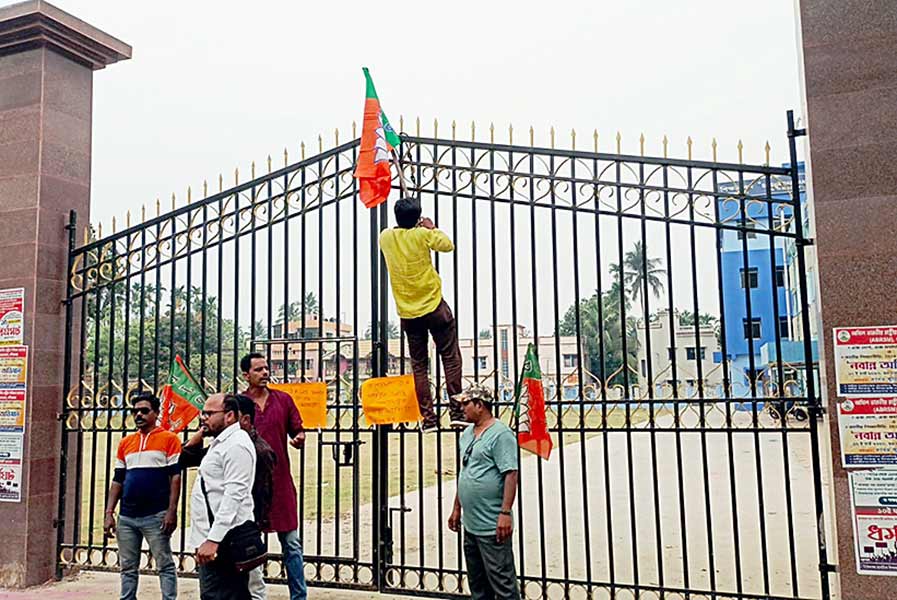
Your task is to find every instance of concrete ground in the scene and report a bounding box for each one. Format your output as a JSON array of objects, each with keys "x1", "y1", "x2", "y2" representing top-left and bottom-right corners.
[{"x1": 0, "y1": 571, "x2": 395, "y2": 600}]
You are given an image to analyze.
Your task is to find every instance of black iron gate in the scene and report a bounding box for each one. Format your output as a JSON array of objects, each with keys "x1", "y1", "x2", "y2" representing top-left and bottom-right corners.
[{"x1": 56, "y1": 111, "x2": 832, "y2": 599}]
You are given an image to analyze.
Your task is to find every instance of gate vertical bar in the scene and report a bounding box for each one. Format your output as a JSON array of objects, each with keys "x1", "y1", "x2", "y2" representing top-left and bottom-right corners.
[
  {"x1": 55, "y1": 209, "x2": 77, "y2": 578},
  {"x1": 787, "y1": 109, "x2": 832, "y2": 600}
]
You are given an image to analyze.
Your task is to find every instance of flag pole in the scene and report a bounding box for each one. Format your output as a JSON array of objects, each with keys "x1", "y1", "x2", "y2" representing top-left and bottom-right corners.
[{"x1": 390, "y1": 148, "x2": 408, "y2": 198}]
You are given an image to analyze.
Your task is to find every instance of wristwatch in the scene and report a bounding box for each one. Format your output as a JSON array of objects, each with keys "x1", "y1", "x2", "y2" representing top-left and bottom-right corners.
[{"x1": 500, "y1": 510, "x2": 512, "y2": 516}]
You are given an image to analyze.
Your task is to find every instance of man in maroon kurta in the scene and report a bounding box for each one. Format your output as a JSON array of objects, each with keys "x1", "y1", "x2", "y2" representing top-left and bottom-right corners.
[{"x1": 240, "y1": 353, "x2": 307, "y2": 600}]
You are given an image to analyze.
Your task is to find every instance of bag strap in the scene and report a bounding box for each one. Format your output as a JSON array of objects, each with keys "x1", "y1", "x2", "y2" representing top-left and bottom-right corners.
[{"x1": 199, "y1": 475, "x2": 215, "y2": 526}]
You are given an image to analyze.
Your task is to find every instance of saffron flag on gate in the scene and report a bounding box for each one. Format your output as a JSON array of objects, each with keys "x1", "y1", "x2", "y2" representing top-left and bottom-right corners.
[
  {"x1": 159, "y1": 355, "x2": 206, "y2": 433},
  {"x1": 353, "y1": 67, "x2": 401, "y2": 209},
  {"x1": 515, "y1": 344, "x2": 553, "y2": 460}
]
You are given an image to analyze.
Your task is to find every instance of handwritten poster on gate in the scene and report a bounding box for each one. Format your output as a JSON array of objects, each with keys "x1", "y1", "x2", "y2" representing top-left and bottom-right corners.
[
  {"x1": 838, "y1": 398, "x2": 897, "y2": 467},
  {"x1": 850, "y1": 469, "x2": 897, "y2": 575},
  {"x1": 834, "y1": 327, "x2": 897, "y2": 397},
  {"x1": 360, "y1": 375, "x2": 421, "y2": 426},
  {"x1": 0, "y1": 288, "x2": 24, "y2": 347}
]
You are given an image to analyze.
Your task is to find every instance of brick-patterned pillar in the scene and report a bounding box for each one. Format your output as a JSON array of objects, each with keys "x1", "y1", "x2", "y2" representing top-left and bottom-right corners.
[
  {"x1": 797, "y1": 0, "x2": 897, "y2": 597},
  {"x1": 0, "y1": 1, "x2": 129, "y2": 587}
]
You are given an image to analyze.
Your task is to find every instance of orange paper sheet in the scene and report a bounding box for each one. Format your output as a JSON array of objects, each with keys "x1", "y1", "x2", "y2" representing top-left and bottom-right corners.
[
  {"x1": 360, "y1": 375, "x2": 421, "y2": 425},
  {"x1": 270, "y1": 382, "x2": 328, "y2": 429}
]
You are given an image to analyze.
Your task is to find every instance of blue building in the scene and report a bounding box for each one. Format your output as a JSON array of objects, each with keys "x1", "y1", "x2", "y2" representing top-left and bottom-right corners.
[{"x1": 715, "y1": 164, "x2": 813, "y2": 404}]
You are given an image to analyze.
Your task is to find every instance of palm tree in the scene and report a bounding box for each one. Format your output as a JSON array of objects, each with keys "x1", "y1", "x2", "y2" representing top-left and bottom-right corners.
[
  {"x1": 277, "y1": 292, "x2": 319, "y2": 324},
  {"x1": 621, "y1": 241, "x2": 666, "y2": 316}
]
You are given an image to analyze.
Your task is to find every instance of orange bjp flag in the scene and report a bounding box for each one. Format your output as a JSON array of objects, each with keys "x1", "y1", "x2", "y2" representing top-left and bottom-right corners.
[{"x1": 353, "y1": 67, "x2": 401, "y2": 209}]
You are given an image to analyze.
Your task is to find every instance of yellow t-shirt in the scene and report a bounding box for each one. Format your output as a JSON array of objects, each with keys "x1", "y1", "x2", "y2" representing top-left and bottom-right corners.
[{"x1": 379, "y1": 227, "x2": 454, "y2": 319}]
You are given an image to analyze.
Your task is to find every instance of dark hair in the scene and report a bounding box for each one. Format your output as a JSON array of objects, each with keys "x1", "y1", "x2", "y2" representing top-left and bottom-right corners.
[
  {"x1": 131, "y1": 391, "x2": 160, "y2": 413},
  {"x1": 223, "y1": 394, "x2": 241, "y2": 419},
  {"x1": 394, "y1": 197, "x2": 421, "y2": 229},
  {"x1": 236, "y1": 394, "x2": 255, "y2": 424},
  {"x1": 240, "y1": 352, "x2": 265, "y2": 374}
]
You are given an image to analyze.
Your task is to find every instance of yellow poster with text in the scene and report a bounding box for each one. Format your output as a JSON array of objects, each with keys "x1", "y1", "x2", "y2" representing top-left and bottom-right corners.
[
  {"x1": 270, "y1": 382, "x2": 328, "y2": 429},
  {"x1": 361, "y1": 375, "x2": 421, "y2": 426}
]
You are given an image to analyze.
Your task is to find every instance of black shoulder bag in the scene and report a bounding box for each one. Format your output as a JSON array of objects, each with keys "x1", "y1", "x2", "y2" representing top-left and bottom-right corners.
[{"x1": 200, "y1": 475, "x2": 267, "y2": 572}]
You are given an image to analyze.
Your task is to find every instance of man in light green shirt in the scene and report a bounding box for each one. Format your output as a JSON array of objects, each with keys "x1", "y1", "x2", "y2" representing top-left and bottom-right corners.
[{"x1": 448, "y1": 386, "x2": 520, "y2": 599}]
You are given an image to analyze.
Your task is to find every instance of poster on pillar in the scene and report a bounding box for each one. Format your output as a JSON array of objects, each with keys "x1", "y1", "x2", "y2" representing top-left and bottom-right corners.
[
  {"x1": 0, "y1": 288, "x2": 24, "y2": 347},
  {"x1": 838, "y1": 398, "x2": 897, "y2": 467},
  {"x1": 834, "y1": 326, "x2": 897, "y2": 397},
  {"x1": 0, "y1": 345, "x2": 27, "y2": 503},
  {"x1": 850, "y1": 468, "x2": 897, "y2": 575}
]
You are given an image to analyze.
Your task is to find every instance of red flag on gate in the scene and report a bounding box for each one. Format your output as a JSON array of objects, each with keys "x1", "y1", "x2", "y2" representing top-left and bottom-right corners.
[
  {"x1": 515, "y1": 344, "x2": 553, "y2": 460},
  {"x1": 353, "y1": 67, "x2": 401, "y2": 209}
]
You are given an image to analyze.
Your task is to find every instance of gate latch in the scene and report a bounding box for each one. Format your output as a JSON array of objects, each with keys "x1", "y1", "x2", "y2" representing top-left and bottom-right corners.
[{"x1": 320, "y1": 439, "x2": 365, "y2": 467}]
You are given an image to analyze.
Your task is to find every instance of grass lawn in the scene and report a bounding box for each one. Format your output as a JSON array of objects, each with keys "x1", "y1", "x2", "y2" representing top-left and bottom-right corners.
[{"x1": 71, "y1": 404, "x2": 662, "y2": 547}]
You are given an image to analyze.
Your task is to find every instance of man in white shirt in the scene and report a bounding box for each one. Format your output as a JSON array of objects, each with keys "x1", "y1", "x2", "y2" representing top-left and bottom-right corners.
[{"x1": 188, "y1": 393, "x2": 257, "y2": 600}]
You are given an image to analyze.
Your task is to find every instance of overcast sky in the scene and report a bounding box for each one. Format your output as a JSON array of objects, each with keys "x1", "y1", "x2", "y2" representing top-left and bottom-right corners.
[
  {"x1": 26, "y1": 0, "x2": 804, "y2": 226},
  {"x1": 8, "y1": 0, "x2": 809, "y2": 349}
]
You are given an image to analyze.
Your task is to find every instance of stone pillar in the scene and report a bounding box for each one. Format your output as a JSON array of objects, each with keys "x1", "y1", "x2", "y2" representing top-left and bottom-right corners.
[
  {"x1": 797, "y1": 0, "x2": 897, "y2": 598},
  {"x1": 0, "y1": 1, "x2": 129, "y2": 587}
]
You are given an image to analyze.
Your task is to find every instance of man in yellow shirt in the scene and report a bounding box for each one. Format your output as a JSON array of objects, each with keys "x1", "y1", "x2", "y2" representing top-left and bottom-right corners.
[{"x1": 379, "y1": 198, "x2": 465, "y2": 430}]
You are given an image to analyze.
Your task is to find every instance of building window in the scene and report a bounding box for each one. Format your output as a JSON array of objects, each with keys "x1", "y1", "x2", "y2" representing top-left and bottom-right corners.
[
  {"x1": 640, "y1": 359, "x2": 647, "y2": 377},
  {"x1": 743, "y1": 318, "x2": 762, "y2": 339},
  {"x1": 740, "y1": 267, "x2": 759, "y2": 289},
  {"x1": 737, "y1": 226, "x2": 757, "y2": 240},
  {"x1": 778, "y1": 316, "x2": 790, "y2": 339},
  {"x1": 686, "y1": 347, "x2": 706, "y2": 360},
  {"x1": 476, "y1": 356, "x2": 487, "y2": 370},
  {"x1": 775, "y1": 266, "x2": 785, "y2": 287},
  {"x1": 667, "y1": 348, "x2": 675, "y2": 361},
  {"x1": 563, "y1": 354, "x2": 578, "y2": 368}
]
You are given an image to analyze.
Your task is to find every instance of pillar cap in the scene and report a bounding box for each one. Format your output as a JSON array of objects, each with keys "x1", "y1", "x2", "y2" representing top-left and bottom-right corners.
[{"x1": 0, "y1": 0, "x2": 131, "y2": 70}]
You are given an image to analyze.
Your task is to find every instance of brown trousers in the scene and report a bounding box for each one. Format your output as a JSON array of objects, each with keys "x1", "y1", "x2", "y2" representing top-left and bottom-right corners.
[{"x1": 401, "y1": 300, "x2": 463, "y2": 421}]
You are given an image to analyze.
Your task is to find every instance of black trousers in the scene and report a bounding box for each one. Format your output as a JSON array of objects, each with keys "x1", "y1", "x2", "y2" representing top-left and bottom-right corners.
[
  {"x1": 463, "y1": 531, "x2": 521, "y2": 600},
  {"x1": 198, "y1": 559, "x2": 251, "y2": 600}
]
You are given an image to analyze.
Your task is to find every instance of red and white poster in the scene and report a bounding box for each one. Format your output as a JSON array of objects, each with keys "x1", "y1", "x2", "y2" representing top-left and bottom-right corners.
[
  {"x1": 0, "y1": 288, "x2": 24, "y2": 347},
  {"x1": 838, "y1": 398, "x2": 897, "y2": 467},
  {"x1": 0, "y1": 342, "x2": 27, "y2": 503},
  {"x1": 834, "y1": 326, "x2": 897, "y2": 397},
  {"x1": 850, "y1": 469, "x2": 897, "y2": 575}
]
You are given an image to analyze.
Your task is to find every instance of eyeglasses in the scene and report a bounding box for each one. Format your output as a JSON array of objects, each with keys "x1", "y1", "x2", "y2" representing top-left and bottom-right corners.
[
  {"x1": 201, "y1": 409, "x2": 226, "y2": 418},
  {"x1": 462, "y1": 440, "x2": 477, "y2": 467},
  {"x1": 130, "y1": 407, "x2": 153, "y2": 415}
]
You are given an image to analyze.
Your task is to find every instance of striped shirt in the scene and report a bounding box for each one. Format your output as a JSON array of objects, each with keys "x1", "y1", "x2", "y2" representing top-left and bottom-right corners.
[{"x1": 113, "y1": 427, "x2": 182, "y2": 518}]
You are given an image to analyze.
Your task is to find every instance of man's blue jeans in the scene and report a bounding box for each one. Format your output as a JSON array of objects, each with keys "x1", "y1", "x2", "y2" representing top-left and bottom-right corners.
[
  {"x1": 277, "y1": 530, "x2": 307, "y2": 600},
  {"x1": 117, "y1": 511, "x2": 177, "y2": 600}
]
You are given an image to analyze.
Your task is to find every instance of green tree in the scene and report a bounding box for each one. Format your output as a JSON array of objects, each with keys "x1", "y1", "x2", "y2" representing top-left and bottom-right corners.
[
  {"x1": 620, "y1": 241, "x2": 666, "y2": 316},
  {"x1": 479, "y1": 328, "x2": 492, "y2": 339},
  {"x1": 677, "y1": 310, "x2": 718, "y2": 329},
  {"x1": 278, "y1": 292, "x2": 319, "y2": 323},
  {"x1": 364, "y1": 321, "x2": 400, "y2": 340}
]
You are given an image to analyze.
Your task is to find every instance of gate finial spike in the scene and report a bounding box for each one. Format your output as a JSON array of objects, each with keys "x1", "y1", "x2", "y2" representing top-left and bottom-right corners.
[
  {"x1": 126, "y1": 210, "x2": 131, "y2": 228},
  {"x1": 267, "y1": 155, "x2": 272, "y2": 173},
  {"x1": 687, "y1": 136, "x2": 693, "y2": 160},
  {"x1": 711, "y1": 138, "x2": 718, "y2": 162},
  {"x1": 509, "y1": 123, "x2": 513, "y2": 145},
  {"x1": 663, "y1": 135, "x2": 668, "y2": 158},
  {"x1": 98, "y1": 222, "x2": 102, "y2": 238},
  {"x1": 83, "y1": 225, "x2": 89, "y2": 244},
  {"x1": 284, "y1": 148, "x2": 289, "y2": 167},
  {"x1": 141, "y1": 205, "x2": 146, "y2": 223},
  {"x1": 187, "y1": 186, "x2": 192, "y2": 204},
  {"x1": 251, "y1": 161, "x2": 256, "y2": 179},
  {"x1": 764, "y1": 141, "x2": 771, "y2": 166},
  {"x1": 318, "y1": 134, "x2": 323, "y2": 153},
  {"x1": 156, "y1": 198, "x2": 160, "y2": 216},
  {"x1": 550, "y1": 126, "x2": 555, "y2": 149},
  {"x1": 334, "y1": 128, "x2": 339, "y2": 146},
  {"x1": 571, "y1": 128, "x2": 576, "y2": 150},
  {"x1": 399, "y1": 115, "x2": 404, "y2": 132},
  {"x1": 490, "y1": 122, "x2": 494, "y2": 143},
  {"x1": 737, "y1": 139, "x2": 743, "y2": 164},
  {"x1": 434, "y1": 118, "x2": 438, "y2": 138},
  {"x1": 616, "y1": 131, "x2": 621, "y2": 154},
  {"x1": 529, "y1": 125, "x2": 534, "y2": 147},
  {"x1": 218, "y1": 174, "x2": 223, "y2": 192},
  {"x1": 203, "y1": 180, "x2": 208, "y2": 198},
  {"x1": 301, "y1": 142, "x2": 306, "y2": 160},
  {"x1": 112, "y1": 216, "x2": 116, "y2": 233},
  {"x1": 451, "y1": 120, "x2": 456, "y2": 141},
  {"x1": 171, "y1": 192, "x2": 176, "y2": 210},
  {"x1": 352, "y1": 121, "x2": 357, "y2": 139},
  {"x1": 594, "y1": 129, "x2": 598, "y2": 152},
  {"x1": 235, "y1": 167, "x2": 240, "y2": 185},
  {"x1": 471, "y1": 121, "x2": 476, "y2": 141},
  {"x1": 639, "y1": 132, "x2": 645, "y2": 156},
  {"x1": 416, "y1": 116, "x2": 420, "y2": 137}
]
